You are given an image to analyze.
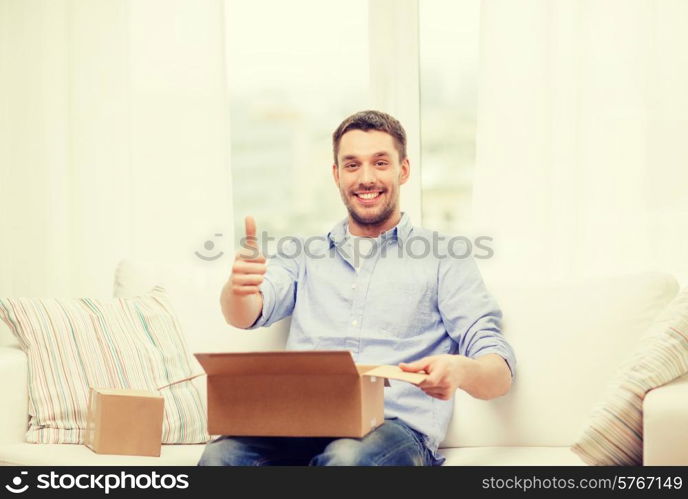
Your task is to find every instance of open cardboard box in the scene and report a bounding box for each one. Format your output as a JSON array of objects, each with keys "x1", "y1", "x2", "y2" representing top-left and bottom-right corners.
[{"x1": 194, "y1": 351, "x2": 427, "y2": 438}]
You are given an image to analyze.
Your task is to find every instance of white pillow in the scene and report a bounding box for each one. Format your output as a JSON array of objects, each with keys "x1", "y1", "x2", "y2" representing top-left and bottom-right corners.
[{"x1": 0, "y1": 287, "x2": 209, "y2": 444}]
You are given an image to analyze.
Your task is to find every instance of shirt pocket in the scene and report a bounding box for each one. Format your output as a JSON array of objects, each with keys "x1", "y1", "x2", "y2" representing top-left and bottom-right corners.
[{"x1": 368, "y1": 280, "x2": 436, "y2": 340}]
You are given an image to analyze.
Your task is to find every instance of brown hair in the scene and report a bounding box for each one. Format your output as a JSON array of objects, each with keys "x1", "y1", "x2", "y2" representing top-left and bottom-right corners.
[{"x1": 332, "y1": 110, "x2": 407, "y2": 164}]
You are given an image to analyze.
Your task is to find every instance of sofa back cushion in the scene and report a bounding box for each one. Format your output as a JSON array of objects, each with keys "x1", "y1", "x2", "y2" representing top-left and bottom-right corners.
[
  {"x1": 0, "y1": 317, "x2": 19, "y2": 348},
  {"x1": 113, "y1": 259, "x2": 289, "y2": 355},
  {"x1": 442, "y1": 272, "x2": 679, "y2": 447}
]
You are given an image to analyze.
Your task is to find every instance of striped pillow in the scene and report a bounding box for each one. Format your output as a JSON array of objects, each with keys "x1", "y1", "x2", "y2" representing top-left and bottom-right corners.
[
  {"x1": 0, "y1": 287, "x2": 209, "y2": 444},
  {"x1": 571, "y1": 288, "x2": 688, "y2": 465}
]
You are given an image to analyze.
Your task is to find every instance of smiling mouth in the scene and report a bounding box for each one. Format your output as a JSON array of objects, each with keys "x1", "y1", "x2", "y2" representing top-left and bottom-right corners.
[{"x1": 354, "y1": 191, "x2": 383, "y2": 201}]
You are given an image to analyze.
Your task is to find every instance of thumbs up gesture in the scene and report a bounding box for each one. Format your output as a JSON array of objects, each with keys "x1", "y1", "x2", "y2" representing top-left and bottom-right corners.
[{"x1": 230, "y1": 216, "x2": 267, "y2": 296}]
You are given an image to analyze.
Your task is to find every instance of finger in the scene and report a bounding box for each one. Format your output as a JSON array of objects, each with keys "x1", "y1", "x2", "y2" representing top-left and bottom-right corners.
[
  {"x1": 236, "y1": 249, "x2": 266, "y2": 263},
  {"x1": 423, "y1": 389, "x2": 450, "y2": 400},
  {"x1": 232, "y1": 261, "x2": 267, "y2": 275},
  {"x1": 419, "y1": 375, "x2": 442, "y2": 389},
  {"x1": 231, "y1": 274, "x2": 264, "y2": 286},
  {"x1": 419, "y1": 379, "x2": 434, "y2": 390},
  {"x1": 231, "y1": 285, "x2": 261, "y2": 296},
  {"x1": 245, "y1": 216, "x2": 257, "y2": 248},
  {"x1": 399, "y1": 359, "x2": 430, "y2": 372},
  {"x1": 422, "y1": 388, "x2": 444, "y2": 397}
]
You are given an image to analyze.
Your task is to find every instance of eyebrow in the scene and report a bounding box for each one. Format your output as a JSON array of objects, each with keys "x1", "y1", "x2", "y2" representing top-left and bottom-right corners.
[{"x1": 341, "y1": 152, "x2": 391, "y2": 161}]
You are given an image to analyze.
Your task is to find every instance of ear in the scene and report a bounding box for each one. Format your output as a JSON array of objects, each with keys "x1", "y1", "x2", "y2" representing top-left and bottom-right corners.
[
  {"x1": 399, "y1": 158, "x2": 410, "y2": 185},
  {"x1": 332, "y1": 162, "x2": 340, "y2": 185}
]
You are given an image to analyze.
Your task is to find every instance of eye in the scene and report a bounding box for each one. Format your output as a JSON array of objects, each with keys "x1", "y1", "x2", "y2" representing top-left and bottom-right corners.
[
  {"x1": 376, "y1": 161, "x2": 388, "y2": 167},
  {"x1": 345, "y1": 163, "x2": 358, "y2": 169}
]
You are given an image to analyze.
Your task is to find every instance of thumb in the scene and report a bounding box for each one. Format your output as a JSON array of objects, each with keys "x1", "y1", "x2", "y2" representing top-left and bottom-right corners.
[
  {"x1": 244, "y1": 216, "x2": 257, "y2": 249},
  {"x1": 399, "y1": 358, "x2": 430, "y2": 373}
]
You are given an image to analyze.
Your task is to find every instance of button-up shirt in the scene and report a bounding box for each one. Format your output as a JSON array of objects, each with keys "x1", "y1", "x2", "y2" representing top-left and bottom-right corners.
[{"x1": 250, "y1": 212, "x2": 516, "y2": 462}]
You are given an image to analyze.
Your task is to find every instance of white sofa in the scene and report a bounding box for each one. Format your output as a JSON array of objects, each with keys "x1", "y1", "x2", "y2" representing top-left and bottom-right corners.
[{"x1": 1, "y1": 261, "x2": 687, "y2": 466}]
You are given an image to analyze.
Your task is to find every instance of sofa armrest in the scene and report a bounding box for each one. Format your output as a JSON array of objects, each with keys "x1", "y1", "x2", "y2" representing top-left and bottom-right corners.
[
  {"x1": 643, "y1": 372, "x2": 688, "y2": 465},
  {"x1": 0, "y1": 346, "x2": 28, "y2": 444}
]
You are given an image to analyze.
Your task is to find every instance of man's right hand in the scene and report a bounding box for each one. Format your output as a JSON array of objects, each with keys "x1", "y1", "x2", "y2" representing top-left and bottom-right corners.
[
  {"x1": 221, "y1": 216, "x2": 267, "y2": 328},
  {"x1": 230, "y1": 216, "x2": 267, "y2": 296}
]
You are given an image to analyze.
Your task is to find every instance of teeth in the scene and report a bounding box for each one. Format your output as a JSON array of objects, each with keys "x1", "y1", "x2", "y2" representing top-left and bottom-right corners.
[{"x1": 358, "y1": 192, "x2": 380, "y2": 200}]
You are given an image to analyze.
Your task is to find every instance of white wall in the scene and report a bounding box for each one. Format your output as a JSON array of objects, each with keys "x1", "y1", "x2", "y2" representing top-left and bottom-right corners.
[
  {"x1": 0, "y1": 0, "x2": 234, "y2": 298},
  {"x1": 473, "y1": 0, "x2": 688, "y2": 285}
]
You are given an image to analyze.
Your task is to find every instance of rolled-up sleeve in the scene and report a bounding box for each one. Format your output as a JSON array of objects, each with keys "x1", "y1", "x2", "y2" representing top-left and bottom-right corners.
[
  {"x1": 247, "y1": 239, "x2": 302, "y2": 329},
  {"x1": 438, "y1": 253, "x2": 517, "y2": 379}
]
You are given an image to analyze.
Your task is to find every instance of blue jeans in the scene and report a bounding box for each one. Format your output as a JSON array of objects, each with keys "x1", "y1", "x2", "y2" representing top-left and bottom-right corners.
[{"x1": 197, "y1": 418, "x2": 439, "y2": 466}]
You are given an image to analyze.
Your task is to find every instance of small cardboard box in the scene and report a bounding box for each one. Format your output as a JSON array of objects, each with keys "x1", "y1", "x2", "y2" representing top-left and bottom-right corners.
[
  {"x1": 84, "y1": 388, "x2": 164, "y2": 457},
  {"x1": 194, "y1": 350, "x2": 426, "y2": 438}
]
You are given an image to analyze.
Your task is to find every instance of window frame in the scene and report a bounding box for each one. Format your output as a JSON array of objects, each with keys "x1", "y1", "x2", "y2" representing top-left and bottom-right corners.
[{"x1": 368, "y1": 0, "x2": 423, "y2": 223}]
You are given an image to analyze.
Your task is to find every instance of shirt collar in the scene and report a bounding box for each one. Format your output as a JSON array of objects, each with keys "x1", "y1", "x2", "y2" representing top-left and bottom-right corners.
[{"x1": 327, "y1": 212, "x2": 413, "y2": 247}]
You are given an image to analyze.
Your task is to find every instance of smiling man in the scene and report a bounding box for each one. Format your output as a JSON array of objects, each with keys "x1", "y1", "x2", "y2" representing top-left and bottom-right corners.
[{"x1": 200, "y1": 110, "x2": 517, "y2": 466}]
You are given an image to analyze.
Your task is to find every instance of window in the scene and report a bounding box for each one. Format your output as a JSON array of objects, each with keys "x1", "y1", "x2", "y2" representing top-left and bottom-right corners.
[
  {"x1": 227, "y1": 0, "x2": 371, "y2": 244},
  {"x1": 228, "y1": 0, "x2": 482, "y2": 241},
  {"x1": 419, "y1": 0, "x2": 481, "y2": 234}
]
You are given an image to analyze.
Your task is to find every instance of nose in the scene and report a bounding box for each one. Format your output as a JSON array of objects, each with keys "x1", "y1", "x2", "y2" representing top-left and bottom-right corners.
[{"x1": 358, "y1": 163, "x2": 376, "y2": 186}]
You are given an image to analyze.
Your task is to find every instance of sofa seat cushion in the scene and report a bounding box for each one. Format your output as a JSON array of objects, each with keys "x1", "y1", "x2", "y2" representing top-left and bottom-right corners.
[
  {"x1": 0, "y1": 443, "x2": 207, "y2": 466},
  {"x1": 439, "y1": 447, "x2": 585, "y2": 466},
  {"x1": 0, "y1": 444, "x2": 584, "y2": 466}
]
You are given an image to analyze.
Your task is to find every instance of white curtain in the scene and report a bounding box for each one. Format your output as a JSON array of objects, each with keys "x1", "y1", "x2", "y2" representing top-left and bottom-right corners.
[
  {"x1": 473, "y1": 0, "x2": 688, "y2": 285},
  {"x1": 0, "y1": 0, "x2": 234, "y2": 298}
]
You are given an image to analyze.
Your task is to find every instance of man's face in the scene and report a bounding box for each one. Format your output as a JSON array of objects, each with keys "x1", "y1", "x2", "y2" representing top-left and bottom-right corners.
[{"x1": 332, "y1": 130, "x2": 410, "y2": 227}]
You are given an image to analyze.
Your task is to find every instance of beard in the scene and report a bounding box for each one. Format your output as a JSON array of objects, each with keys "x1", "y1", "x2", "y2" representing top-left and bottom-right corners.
[{"x1": 341, "y1": 187, "x2": 398, "y2": 227}]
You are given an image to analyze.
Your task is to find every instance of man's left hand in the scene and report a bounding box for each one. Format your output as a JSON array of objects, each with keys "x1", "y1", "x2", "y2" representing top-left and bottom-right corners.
[{"x1": 399, "y1": 354, "x2": 475, "y2": 400}]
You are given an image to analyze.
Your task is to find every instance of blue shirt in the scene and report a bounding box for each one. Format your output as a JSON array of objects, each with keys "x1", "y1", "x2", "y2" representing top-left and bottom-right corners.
[{"x1": 250, "y1": 212, "x2": 516, "y2": 461}]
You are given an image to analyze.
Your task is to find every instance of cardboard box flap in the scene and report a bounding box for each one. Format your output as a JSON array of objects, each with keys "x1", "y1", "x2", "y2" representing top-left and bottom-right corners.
[
  {"x1": 93, "y1": 388, "x2": 161, "y2": 398},
  {"x1": 195, "y1": 350, "x2": 359, "y2": 376},
  {"x1": 361, "y1": 365, "x2": 427, "y2": 385}
]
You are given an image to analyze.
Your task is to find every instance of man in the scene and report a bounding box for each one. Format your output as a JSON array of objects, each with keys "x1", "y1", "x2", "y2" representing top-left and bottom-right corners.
[{"x1": 199, "y1": 110, "x2": 516, "y2": 466}]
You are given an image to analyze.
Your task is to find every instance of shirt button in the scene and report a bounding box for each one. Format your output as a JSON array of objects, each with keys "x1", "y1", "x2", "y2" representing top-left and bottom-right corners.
[
  {"x1": 351, "y1": 283, "x2": 357, "y2": 289},
  {"x1": 352, "y1": 320, "x2": 358, "y2": 326}
]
